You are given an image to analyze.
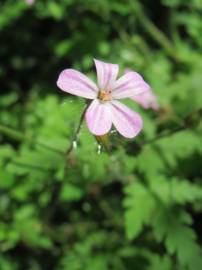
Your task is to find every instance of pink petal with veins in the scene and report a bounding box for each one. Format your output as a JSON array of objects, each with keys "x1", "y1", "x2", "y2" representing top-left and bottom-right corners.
[
  {"x1": 131, "y1": 89, "x2": 159, "y2": 110},
  {"x1": 94, "y1": 59, "x2": 119, "y2": 90},
  {"x1": 57, "y1": 69, "x2": 98, "y2": 99},
  {"x1": 25, "y1": 0, "x2": 35, "y2": 5},
  {"x1": 110, "y1": 100, "x2": 143, "y2": 138},
  {"x1": 112, "y1": 71, "x2": 150, "y2": 99},
  {"x1": 85, "y1": 99, "x2": 112, "y2": 135}
]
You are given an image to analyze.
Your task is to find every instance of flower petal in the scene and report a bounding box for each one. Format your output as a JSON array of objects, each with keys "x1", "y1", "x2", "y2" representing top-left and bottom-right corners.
[
  {"x1": 94, "y1": 59, "x2": 119, "y2": 90},
  {"x1": 112, "y1": 71, "x2": 150, "y2": 99},
  {"x1": 57, "y1": 69, "x2": 98, "y2": 99},
  {"x1": 85, "y1": 99, "x2": 112, "y2": 136},
  {"x1": 131, "y1": 89, "x2": 159, "y2": 110},
  {"x1": 110, "y1": 100, "x2": 143, "y2": 138}
]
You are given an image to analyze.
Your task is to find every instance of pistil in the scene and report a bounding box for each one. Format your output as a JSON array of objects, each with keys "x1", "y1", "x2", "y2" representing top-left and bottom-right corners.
[{"x1": 98, "y1": 90, "x2": 112, "y2": 101}]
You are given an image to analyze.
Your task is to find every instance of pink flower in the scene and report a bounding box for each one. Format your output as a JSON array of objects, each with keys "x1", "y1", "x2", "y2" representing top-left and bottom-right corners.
[
  {"x1": 57, "y1": 59, "x2": 150, "y2": 138},
  {"x1": 125, "y1": 69, "x2": 159, "y2": 111},
  {"x1": 25, "y1": 0, "x2": 35, "y2": 5},
  {"x1": 131, "y1": 89, "x2": 159, "y2": 110}
]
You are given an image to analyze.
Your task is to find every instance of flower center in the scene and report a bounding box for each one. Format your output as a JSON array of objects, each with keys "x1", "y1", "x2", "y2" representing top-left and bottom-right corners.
[{"x1": 98, "y1": 90, "x2": 112, "y2": 101}]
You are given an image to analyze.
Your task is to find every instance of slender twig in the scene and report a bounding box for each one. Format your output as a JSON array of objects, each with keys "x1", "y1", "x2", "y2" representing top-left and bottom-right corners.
[
  {"x1": 0, "y1": 104, "x2": 89, "y2": 176},
  {"x1": 141, "y1": 108, "x2": 202, "y2": 146},
  {"x1": 65, "y1": 103, "x2": 89, "y2": 158},
  {"x1": 0, "y1": 124, "x2": 64, "y2": 155},
  {"x1": 130, "y1": 1, "x2": 180, "y2": 61},
  {"x1": 11, "y1": 161, "x2": 51, "y2": 172},
  {"x1": 44, "y1": 104, "x2": 89, "y2": 223},
  {"x1": 141, "y1": 125, "x2": 185, "y2": 146}
]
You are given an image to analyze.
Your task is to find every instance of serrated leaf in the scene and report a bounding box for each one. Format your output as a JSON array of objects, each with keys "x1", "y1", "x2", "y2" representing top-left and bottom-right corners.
[
  {"x1": 152, "y1": 207, "x2": 202, "y2": 270},
  {"x1": 124, "y1": 182, "x2": 156, "y2": 239},
  {"x1": 149, "y1": 176, "x2": 202, "y2": 205},
  {"x1": 60, "y1": 184, "x2": 84, "y2": 202}
]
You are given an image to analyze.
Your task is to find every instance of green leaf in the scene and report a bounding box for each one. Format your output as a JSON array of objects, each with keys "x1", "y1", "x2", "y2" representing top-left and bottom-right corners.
[
  {"x1": 124, "y1": 182, "x2": 156, "y2": 239},
  {"x1": 47, "y1": 2, "x2": 63, "y2": 19},
  {"x1": 152, "y1": 207, "x2": 202, "y2": 270},
  {"x1": 148, "y1": 254, "x2": 172, "y2": 270},
  {"x1": 149, "y1": 176, "x2": 202, "y2": 205},
  {"x1": 60, "y1": 184, "x2": 84, "y2": 202}
]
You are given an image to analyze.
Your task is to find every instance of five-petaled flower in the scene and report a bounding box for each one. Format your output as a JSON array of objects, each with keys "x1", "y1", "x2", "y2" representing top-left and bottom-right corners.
[
  {"x1": 131, "y1": 89, "x2": 159, "y2": 111},
  {"x1": 125, "y1": 69, "x2": 159, "y2": 111},
  {"x1": 57, "y1": 59, "x2": 150, "y2": 138},
  {"x1": 25, "y1": 0, "x2": 35, "y2": 5}
]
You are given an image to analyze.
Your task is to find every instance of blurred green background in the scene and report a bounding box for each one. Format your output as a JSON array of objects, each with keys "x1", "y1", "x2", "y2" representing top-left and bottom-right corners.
[{"x1": 0, "y1": 0, "x2": 202, "y2": 269}]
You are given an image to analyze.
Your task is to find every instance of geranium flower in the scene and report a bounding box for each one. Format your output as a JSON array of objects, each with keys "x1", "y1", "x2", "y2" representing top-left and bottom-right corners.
[
  {"x1": 57, "y1": 59, "x2": 149, "y2": 138},
  {"x1": 25, "y1": 0, "x2": 35, "y2": 5},
  {"x1": 131, "y1": 89, "x2": 159, "y2": 110},
  {"x1": 125, "y1": 69, "x2": 159, "y2": 111}
]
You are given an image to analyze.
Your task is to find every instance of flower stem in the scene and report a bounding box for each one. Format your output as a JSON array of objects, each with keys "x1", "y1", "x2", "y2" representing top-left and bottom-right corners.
[
  {"x1": 95, "y1": 134, "x2": 111, "y2": 153},
  {"x1": 142, "y1": 125, "x2": 185, "y2": 145},
  {"x1": 130, "y1": 1, "x2": 180, "y2": 61},
  {"x1": 142, "y1": 108, "x2": 202, "y2": 146},
  {"x1": 11, "y1": 160, "x2": 51, "y2": 172},
  {"x1": 0, "y1": 123, "x2": 64, "y2": 155},
  {"x1": 45, "y1": 104, "x2": 90, "y2": 222},
  {"x1": 65, "y1": 103, "x2": 89, "y2": 158}
]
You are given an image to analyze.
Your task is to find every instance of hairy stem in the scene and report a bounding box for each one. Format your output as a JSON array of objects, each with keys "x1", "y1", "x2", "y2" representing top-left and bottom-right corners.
[
  {"x1": 130, "y1": 1, "x2": 180, "y2": 61},
  {"x1": 142, "y1": 125, "x2": 185, "y2": 145},
  {"x1": 11, "y1": 161, "x2": 51, "y2": 172},
  {"x1": 44, "y1": 104, "x2": 89, "y2": 222},
  {"x1": 65, "y1": 103, "x2": 89, "y2": 158},
  {"x1": 142, "y1": 108, "x2": 202, "y2": 146},
  {"x1": 0, "y1": 123, "x2": 64, "y2": 155}
]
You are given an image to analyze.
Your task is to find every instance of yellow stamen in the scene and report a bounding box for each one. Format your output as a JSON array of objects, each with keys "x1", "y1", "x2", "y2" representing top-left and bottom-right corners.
[{"x1": 98, "y1": 90, "x2": 112, "y2": 101}]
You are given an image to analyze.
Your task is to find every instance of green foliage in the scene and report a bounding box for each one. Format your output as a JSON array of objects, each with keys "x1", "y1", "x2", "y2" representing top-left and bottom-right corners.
[
  {"x1": 124, "y1": 182, "x2": 156, "y2": 240},
  {"x1": 1, "y1": 0, "x2": 202, "y2": 269}
]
